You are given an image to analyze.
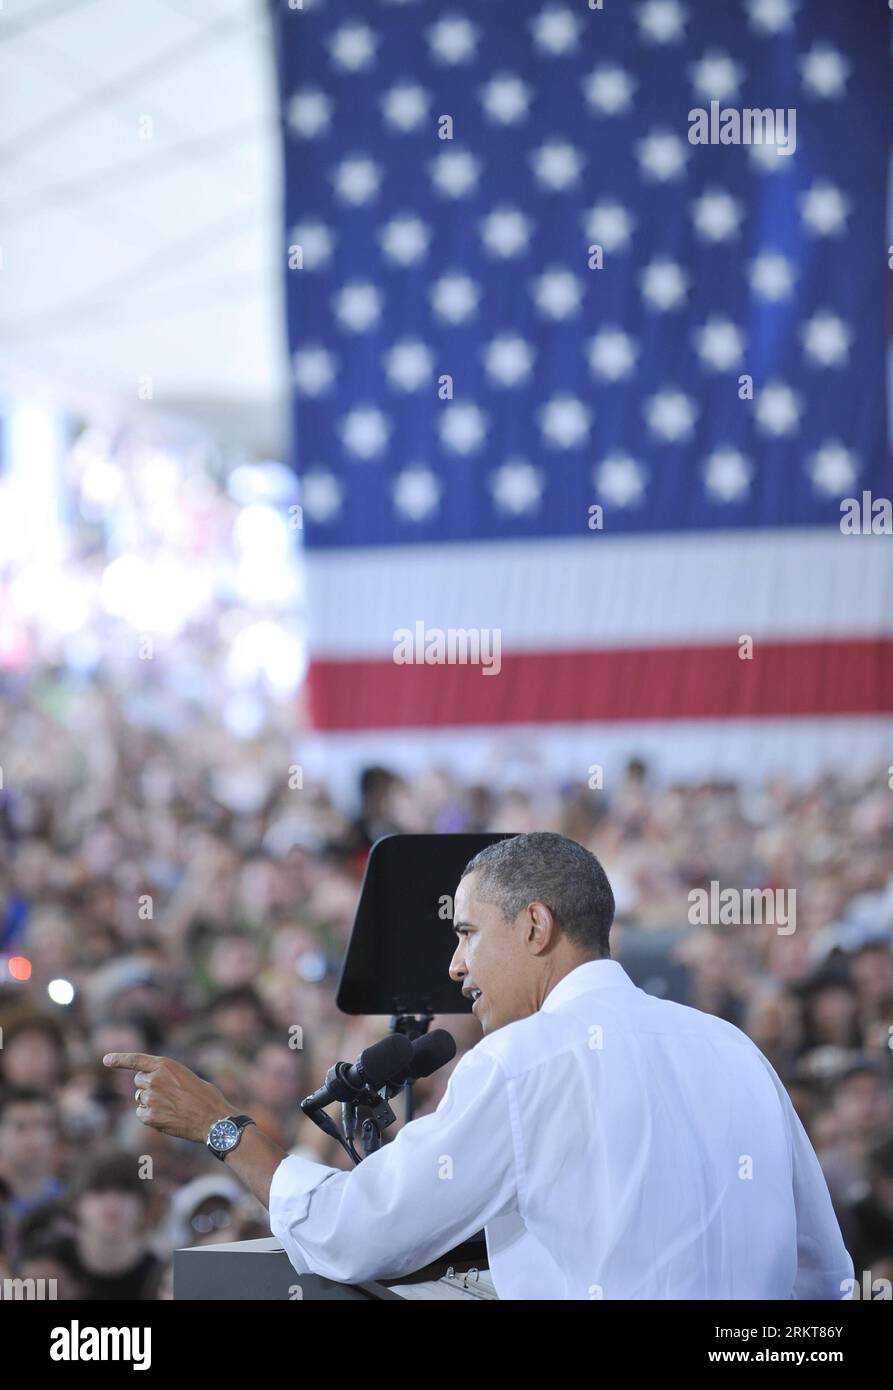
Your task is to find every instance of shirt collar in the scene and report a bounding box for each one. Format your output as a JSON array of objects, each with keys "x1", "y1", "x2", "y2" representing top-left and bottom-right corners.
[{"x1": 540, "y1": 958, "x2": 634, "y2": 1013}]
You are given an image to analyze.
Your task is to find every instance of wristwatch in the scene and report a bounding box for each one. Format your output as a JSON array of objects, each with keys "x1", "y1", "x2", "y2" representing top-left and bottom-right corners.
[{"x1": 206, "y1": 1114, "x2": 256, "y2": 1161}]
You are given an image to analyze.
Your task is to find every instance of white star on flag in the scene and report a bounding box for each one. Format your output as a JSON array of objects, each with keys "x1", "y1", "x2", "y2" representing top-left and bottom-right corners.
[
  {"x1": 385, "y1": 341, "x2": 435, "y2": 393},
  {"x1": 286, "y1": 89, "x2": 332, "y2": 139},
  {"x1": 530, "y1": 141, "x2": 585, "y2": 191},
  {"x1": 379, "y1": 216, "x2": 431, "y2": 266},
  {"x1": 427, "y1": 15, "x2": 480, "y2": 65},
  {"x1": 595, "y1": 454, "x2": 647, "y2": 507},
  {"x1": 749, "y1": 252, "x2": 796, "y2": 301},
  {"x1": 800, "y1": 43, "x2": 850, "y2": 99},
  {"x1": 330, "y1": 24, "x2": 378, "y2": 72},
  {"x1": 479, "y1": 74, "x2": 532, "y2": 125},
  {"x1": 531, "y1": 6, "x2": 582, "y2": 56},
  {"x1": 430, "y1": 273, "x2": 481, "y2": 324},
  {"x1": 746, "y1": 0, "x2": 797, "y2": 36},
  {"x1": 640, "y1": 259, "x2": 690, "y2": 312},
  {"x1": 808, "y1": 441, "x2": 858, "y2": 495},
  {"x1": 300, "y1": 471, "x2": 343, "y2": 523},
  {"x1": 339, "y1": 407, "x2": 392, "y2": 459},
  {"x1": 484, "y1": 335, "x2": 536, "y2": 387},
  {"x1": 532, "y1": 268, "x2": 584, "y2": 320},
  {"x1": 581, "y1": 64, "x2": 636, "y2": 116},
  {"x1": 689, "y1": 51, "x2": 744, "y2": 102},
  {"x1": 489, "y1": 460, "x2": 544, "y2": 514},
  {"x1": 691, "y1": 189, "x2": 744, "y2": 243},
  {"x1": 645, "y1": 389, "x2": 698, "y2": 442},
  {"x1": 636, "y1": 130, "x2": 689, "y2": 182},
  {"x1": 755, "y1": 382, "x2": 802, "y2": 436},
  {"x1": 748, "y1": 140, "x2": 795, "y2": 175},
  {"x1": 637, "y1": 0, "x2": 688, "y2": 45},
  {"x1": 332, "y1": 283, "x2": 383, "y2": 333},
  {"x1": 480, "y1": 207, "x2": 534, "y2": 259},
  {"x1": 332, "y1": 157, "x2": 382, "y2": 206},
  {"x1": 392, "y1": 468, "x2": 442, "y2": 521},
  {"x1": 429, "y1": 150, "x2": 482, "y2": 199},
  {"x1": 289, "y1": 221, "x2": 334, "y2": 269},
  {"x1": 539, "y1": 395, "x2": 592, "y2": 449},
  {"x1": 582, "y1": 202, "x2": 635, "y2": 253},
  {"x1": 800, "y1": 182, "x2": 850, "y2": 237},
  {"x1": 439, "y1": 402, "x2": 489, "y2": 454},
  {"x1": 587, "y1": 328, "x2": 639, "y2": 381},
  {"x1": 693, "y1": 319, "x2": 746, "y2": 372},
  {"x1": 703, "y1": 447, "x2": 752, "y2": 502},
  {"x1": 801, "y1": 311, "x2": 852, "y2": 368},
  {"x1": 293, "y1": 347, "x2": 337, "y2": 396},
  {"x1": 381, "y1": 83, "x2": 429, "y2": 132}
]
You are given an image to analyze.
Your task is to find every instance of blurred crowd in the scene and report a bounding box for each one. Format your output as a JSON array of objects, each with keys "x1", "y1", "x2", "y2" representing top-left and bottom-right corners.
[{"x1": 1, "y1": 667, "x2": 892, "y2": 1299}]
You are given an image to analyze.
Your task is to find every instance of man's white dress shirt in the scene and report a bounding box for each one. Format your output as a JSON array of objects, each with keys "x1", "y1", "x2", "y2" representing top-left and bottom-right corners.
[{"x1": 268, "y1": 960, "x2": 854, "y2": 1299}]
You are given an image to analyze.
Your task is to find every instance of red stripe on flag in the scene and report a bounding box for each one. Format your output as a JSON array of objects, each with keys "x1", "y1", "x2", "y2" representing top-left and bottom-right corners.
[{"x1": 307, "y1": 639, "x2": 893, "y2": 730}]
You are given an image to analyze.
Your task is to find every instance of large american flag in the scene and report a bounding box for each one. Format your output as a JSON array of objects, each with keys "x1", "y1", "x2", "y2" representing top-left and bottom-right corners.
[{"x1": 270, "y1": 0, "x2": 892, "y2": 783}]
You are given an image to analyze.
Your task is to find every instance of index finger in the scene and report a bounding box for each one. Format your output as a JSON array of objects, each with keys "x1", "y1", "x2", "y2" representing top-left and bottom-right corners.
[{"x1": 102, "y1": 1052, "x2": 161, "y2": 1072}]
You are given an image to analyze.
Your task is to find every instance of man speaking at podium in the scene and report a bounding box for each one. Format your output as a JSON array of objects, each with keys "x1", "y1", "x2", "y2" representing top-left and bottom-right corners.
[{"x1": 104, "y1": 832, "x2": 853, "y2": 1300}]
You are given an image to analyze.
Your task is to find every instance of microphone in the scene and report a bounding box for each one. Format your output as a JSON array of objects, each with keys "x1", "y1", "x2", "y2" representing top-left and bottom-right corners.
[
  {"x1": 301, "y1": 1033, "x2": 414, "y2": 1115},
  {"x1": 385, "y1": 1029, "x2": 457, "y2": 1093}
]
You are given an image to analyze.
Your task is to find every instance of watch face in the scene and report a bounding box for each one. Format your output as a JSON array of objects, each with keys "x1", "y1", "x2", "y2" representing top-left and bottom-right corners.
[{"x1": 209, "y1": 1119, "x2": 239, "y2": 1152}]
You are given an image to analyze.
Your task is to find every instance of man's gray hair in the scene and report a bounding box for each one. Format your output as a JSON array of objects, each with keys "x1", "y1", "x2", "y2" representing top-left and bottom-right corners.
[{"x1": 460, "y1": 832, "x2": 614, "y2": 956}]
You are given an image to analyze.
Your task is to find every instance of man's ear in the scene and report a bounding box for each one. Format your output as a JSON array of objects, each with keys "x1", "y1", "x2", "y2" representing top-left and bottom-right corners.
[{"x1": 526, "y1": 901, "x2": 556, "y2": 954}]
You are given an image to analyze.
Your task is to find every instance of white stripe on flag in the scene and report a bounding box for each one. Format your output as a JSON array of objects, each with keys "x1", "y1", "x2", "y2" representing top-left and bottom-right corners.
[{"x1": 303, "y1": 527, "x2": 893, "y2": 656}]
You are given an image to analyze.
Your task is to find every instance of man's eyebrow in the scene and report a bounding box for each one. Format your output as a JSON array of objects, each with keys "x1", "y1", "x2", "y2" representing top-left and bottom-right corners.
[{"x1": 451, "y1": 918, "x2": 474, "y2": 932}]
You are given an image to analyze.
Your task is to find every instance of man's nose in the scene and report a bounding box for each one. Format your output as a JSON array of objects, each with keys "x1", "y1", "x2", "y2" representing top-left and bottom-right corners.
[{"x1": 448, "y1": 941, "x2": 465, "y2": 982}]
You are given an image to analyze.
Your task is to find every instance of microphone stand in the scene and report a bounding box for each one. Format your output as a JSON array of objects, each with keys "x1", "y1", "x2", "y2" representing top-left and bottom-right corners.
[
  {"x1": 303, "y1": 1017, "x2": 433, "y2": 1164},
  {"x1": 304, "y1": 1084, "x2": 399, "y2": 1166},
  {"x1": 389, "y1": 1010, "x2": 433, "y2": 1124},
  {"x1": 343, "y1": 1088, "x2": 397, "y2": 1161}
]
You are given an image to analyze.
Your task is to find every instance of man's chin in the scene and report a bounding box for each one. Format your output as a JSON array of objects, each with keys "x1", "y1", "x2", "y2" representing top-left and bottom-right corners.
[{"x1": 473, "y1": 996, "x2": 510, "y2": 1035}]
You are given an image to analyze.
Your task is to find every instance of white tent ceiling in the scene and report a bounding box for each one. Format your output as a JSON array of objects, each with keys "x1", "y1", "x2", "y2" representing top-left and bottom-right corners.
[{"x1": 0, "y1": 0, "x2": 288, "y2": 454}]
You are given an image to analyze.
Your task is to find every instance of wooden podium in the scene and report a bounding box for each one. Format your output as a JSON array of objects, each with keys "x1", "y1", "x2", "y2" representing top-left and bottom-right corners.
[{"x1": 174, "y1": 1235, "x2": 496, "y2": 1301}]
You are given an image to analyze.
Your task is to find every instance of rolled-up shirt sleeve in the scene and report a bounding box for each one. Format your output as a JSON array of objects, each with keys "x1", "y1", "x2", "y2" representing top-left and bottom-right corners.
[
  {"x1": 785, "y1": 1095, "x2": 854, "y2": 1300},
  {"x1": 268, "y1": 1043, "x2": 517, "y2": 1285},
  {"x1": 757, "y1": 1053, "x2": 854, "y2": 1300}
]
